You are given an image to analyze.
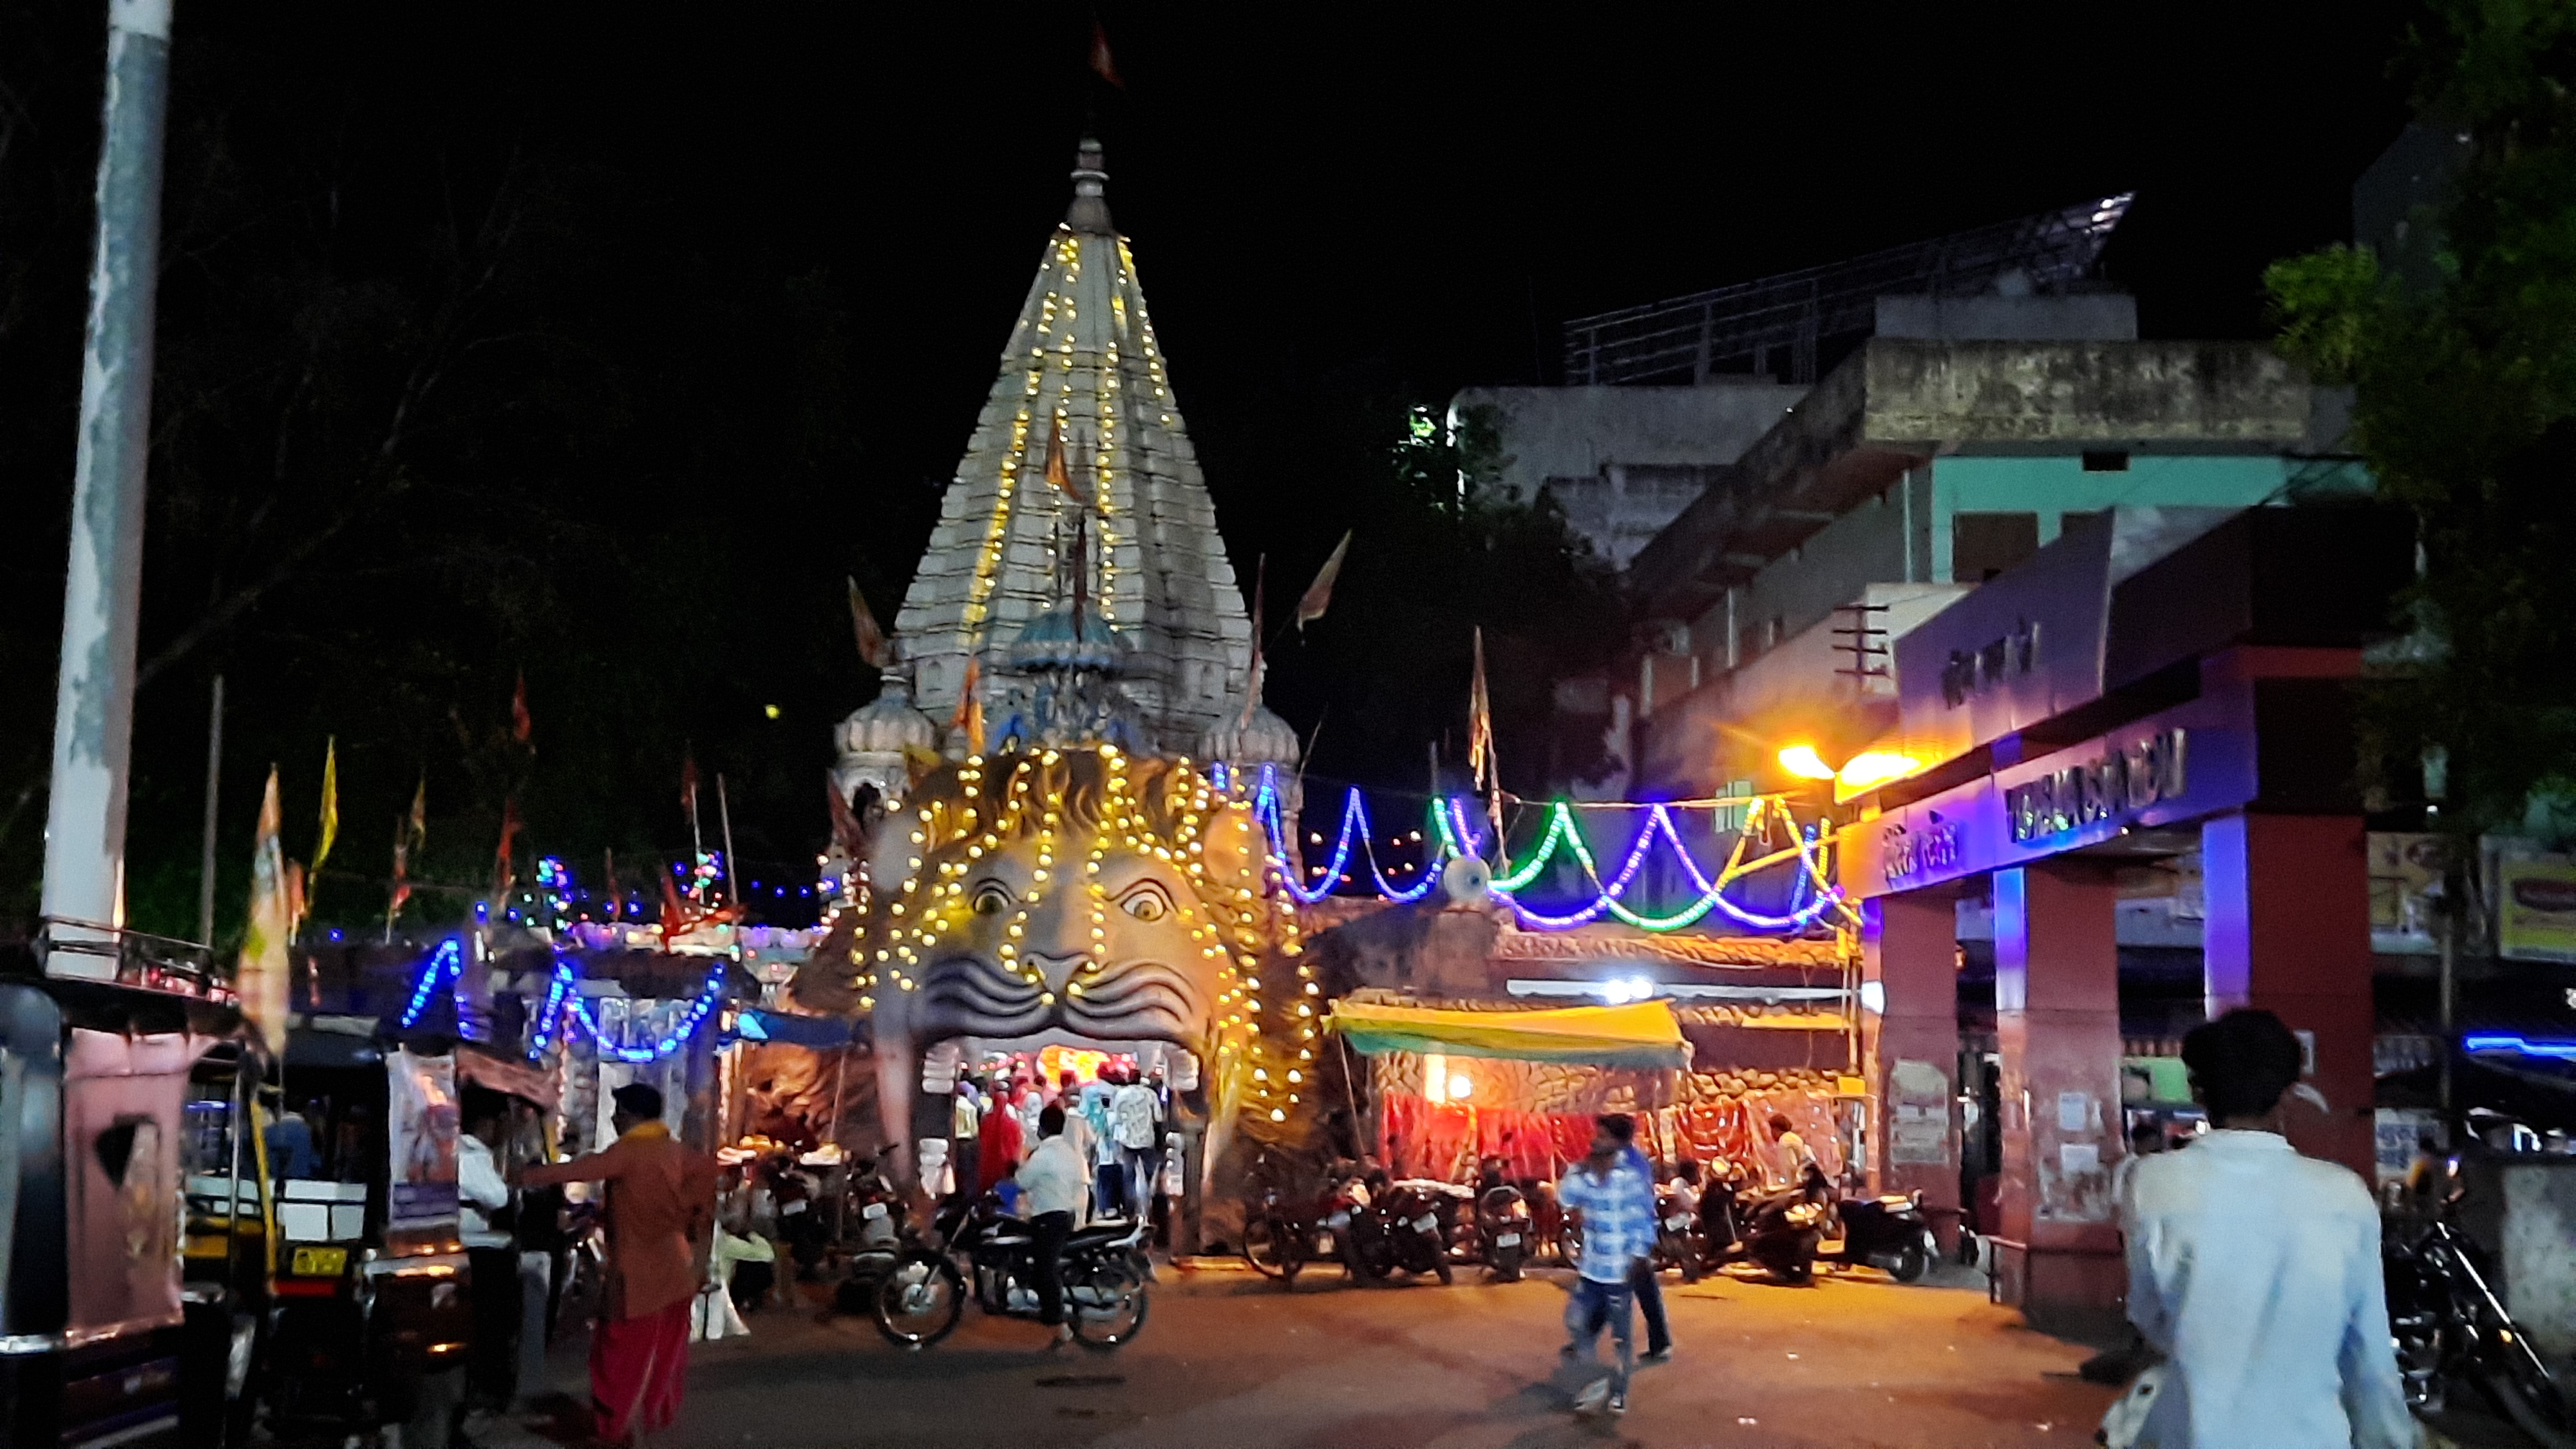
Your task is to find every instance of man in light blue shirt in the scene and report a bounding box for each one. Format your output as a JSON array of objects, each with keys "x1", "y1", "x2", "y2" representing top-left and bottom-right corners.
[
  {"x1": 1556, "y1": 1113, "x2": 1654, "y2": 1417},
  {"x1": 2121, "y1": 1009, "x2": 2416, "y2": 1448}
]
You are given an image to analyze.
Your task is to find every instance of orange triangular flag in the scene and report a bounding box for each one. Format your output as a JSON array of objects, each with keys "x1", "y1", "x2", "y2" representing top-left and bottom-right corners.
[{"x1": 1294, "y1": 531, "x2": 1351, "y2": 634}]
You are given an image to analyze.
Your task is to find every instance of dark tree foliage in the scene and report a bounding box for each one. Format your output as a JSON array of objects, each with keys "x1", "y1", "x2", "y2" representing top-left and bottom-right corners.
[
  {"x1": 1253, "y1": 397, "x2": 1621, "y2": 802},
  {"x1": 2266, "y1": 0, "x2": 2576, "y2": 842},
  {"x1": 0, "y1": 8, "x2": 926, "y2": 943}
]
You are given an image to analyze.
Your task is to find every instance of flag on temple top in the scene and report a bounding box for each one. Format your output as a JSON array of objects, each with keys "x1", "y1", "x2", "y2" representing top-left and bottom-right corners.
[
  {"x1": 1090, "y1": 17, "x2": 1124, "y2": 89},
  {"x1": 1294, "y1": 531, "x2": 1351, "y2": 634},
  {"x1": 511, "y1": 672, "x2": 533, "y2": 746},
  {"x1": 314, "y1": 737, "x2": 339, "y2": 873},
  {"x1": 236, "y1": 767, "x2": 293, "y2": 1052},
  {"x1": 386, "y1": 775, "x2": 425, "y2": 936},
  {"x1": 681, "y1": 751, "x2": 701, "y2": 819},
  {"x1": 1239, "y1": 556, "x2": 1267, "y2": 732},
  {"x1": 952, "y1": 656, "x2": 985, "y2": 752},
  {"x1": 493, "y1": 797, "x2": 522, "y2": 900},
  {"x1": 1467, "y1": 627, "x2": 1496, "y2": 792},
  {"x1": 848, "y1": 577, "x2": 892, "y2": 669},
  {"x1": 1043, "y1": 414, "x2": 1089, "y2": 506}
]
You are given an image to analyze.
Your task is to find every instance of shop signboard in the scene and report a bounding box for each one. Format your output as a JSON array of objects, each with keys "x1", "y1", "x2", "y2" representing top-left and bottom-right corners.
[
  {"x1": 1895, "y1": 520, "x2": 2114, "y2": 769},
  {"x1": 2496, "y1": 855, "x2": 2576, "y2": 964},
  {"x1": 1844, "y1": 695, "x2": 2259, "y2": 898}
]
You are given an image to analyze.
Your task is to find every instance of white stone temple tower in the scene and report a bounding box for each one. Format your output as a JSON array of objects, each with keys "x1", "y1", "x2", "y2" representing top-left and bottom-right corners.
[{"x1": 883, "y1": 138, "x2": 1270, "y2": 762}]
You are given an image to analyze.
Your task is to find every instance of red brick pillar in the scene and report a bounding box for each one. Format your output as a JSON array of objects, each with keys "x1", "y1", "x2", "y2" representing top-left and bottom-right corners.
[
  {"x1": 1993, "y1": 859, "x2": 2125, "y2": 1329},
  {"x1": 1861, "y1": 890, "x2": 1961, "y2": 1245},
  {"x1": 2200, "y1": 813, "x2": 2376, "y2": 1179}
]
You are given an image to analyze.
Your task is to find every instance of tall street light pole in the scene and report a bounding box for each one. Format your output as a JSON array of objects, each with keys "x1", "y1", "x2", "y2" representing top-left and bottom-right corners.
[{"x1": 41, "y1": 0, "x2": 175, "y2": 974}]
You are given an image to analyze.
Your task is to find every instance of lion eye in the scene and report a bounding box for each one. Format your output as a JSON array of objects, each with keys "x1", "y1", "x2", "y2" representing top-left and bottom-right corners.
[
  {"x1": 971, "y1": 882, "x2": 1013, "y2": 916},
  {"x1": 1118, "y1": 884, "x2": 1171, "y2": 922}
]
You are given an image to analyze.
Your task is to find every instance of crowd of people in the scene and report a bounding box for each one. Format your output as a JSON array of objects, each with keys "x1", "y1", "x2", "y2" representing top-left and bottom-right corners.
[{"x1": 958, "y1": 1057, "x2": 1176, "y2": 1231}]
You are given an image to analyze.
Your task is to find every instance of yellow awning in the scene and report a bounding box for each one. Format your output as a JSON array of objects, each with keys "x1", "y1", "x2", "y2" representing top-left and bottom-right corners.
[{"x1": 1325, "y1": 999, "x2": 1691, "y2": 1069}]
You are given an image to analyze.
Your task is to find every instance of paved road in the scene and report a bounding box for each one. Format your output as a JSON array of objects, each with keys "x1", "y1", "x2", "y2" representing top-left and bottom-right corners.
[{"x1": 490, "y1": 1261, "x2": 2130, "y2": 1449}]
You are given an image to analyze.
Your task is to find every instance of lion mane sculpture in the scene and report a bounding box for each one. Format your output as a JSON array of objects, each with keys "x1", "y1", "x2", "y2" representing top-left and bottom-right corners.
[{"x1": 794, "y1": 745, "x2": 1316, "y2": 1196}]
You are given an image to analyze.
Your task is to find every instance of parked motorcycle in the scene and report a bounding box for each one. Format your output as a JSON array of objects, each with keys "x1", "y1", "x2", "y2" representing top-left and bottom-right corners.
[
  {"x1": 1821, "y1": 1188, "x2": 1938, "y2": 1284},
  {"x1": 1472, "y1": 1170, "x2": 1533, "y2": 1282},
  {"x1": 1650, "y1": 1177, "x2": 1711, "y2": 1282},
  {"x1": 871, "y1": 1195, "x2": 1150, "y2": 1349},
  {"x1": 830, "y1": 1153, "x2": 912, "y2": 1314},
  {"x1": 2386, "y1": 1190, "x2": 2575, "y2": 1448},
  {"x1": 1374, "y1": 1178, "x2": 1460, "y2": 1285},
  {"x1": 1701, "y1": 1168, "x2": 1826, "y2": 1284}
]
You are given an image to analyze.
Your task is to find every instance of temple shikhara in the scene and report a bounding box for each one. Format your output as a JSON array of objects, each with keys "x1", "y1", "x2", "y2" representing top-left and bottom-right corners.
[{"x1": 835, "y1": 139, "x2": 1298, "y2": 811}]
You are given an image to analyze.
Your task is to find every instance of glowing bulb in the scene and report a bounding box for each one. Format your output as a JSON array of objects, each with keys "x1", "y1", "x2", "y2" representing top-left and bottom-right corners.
[{"x1": 1777, "y1": 744, "x2": 1839, "y2": 781}]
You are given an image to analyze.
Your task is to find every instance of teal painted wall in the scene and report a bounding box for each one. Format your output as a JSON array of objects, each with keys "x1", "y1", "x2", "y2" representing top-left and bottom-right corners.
[{"x1": 1927, "y1": 455, "x2": 2293, "y2": 582}]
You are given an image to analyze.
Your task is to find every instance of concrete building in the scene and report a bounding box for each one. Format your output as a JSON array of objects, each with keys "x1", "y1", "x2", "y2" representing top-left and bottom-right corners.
[
  {"x1": 1447, "y1": 383, "x2": 1804, "y2": 569},
  {"x1": 1573, "y1": 334, "x2": 2358, "y2": 801}
]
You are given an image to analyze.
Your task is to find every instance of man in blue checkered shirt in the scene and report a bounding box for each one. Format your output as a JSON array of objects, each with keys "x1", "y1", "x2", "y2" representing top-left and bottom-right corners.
[{"x1": 1555, "y1": 1113, "x2": 1656, "y2": 1416}]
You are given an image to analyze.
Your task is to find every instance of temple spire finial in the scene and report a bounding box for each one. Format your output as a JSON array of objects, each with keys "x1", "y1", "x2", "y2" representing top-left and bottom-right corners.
[{"x1": 1066, "y1": 137, "x2": 1113, "y2": 234}]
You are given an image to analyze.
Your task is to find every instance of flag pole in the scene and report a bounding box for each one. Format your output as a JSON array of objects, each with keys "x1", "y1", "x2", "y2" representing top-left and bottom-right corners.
[
  {"x1": 717, "y1": 773, "x2": 743, "y2": 910},
  {"x1": 197, "y1": 673, "x2": 223, "y2": 947}
]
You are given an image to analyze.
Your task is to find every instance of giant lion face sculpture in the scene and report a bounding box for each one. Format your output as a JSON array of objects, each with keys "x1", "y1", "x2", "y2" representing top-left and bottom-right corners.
[{"x1": 848, "y1": 747, "x2": 1314, "y2": 1186}]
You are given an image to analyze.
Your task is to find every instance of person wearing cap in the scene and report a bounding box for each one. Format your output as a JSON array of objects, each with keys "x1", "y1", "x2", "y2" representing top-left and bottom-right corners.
[{"x1": 520, "y1": 1083, "x2": 717, "y2": 1446}]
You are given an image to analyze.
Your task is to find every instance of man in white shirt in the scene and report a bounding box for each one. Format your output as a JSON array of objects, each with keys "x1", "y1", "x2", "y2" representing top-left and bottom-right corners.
[
  {"x1": 457, "y1": 1108, "x2": 520, "y2": 1408},
  {"x1": 2121, "y1": 1009, "x2": 2417, "y2": 1448},
  {"x1": 1018, "y1": 1104, "x2": 1089, "y2": 1345},
  {"x1": 1110, "y1": 1070, "x2": 1161, "y2": 1217}
]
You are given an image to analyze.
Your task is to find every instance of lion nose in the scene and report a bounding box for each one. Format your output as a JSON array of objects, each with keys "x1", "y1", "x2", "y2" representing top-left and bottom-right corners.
[{"x1": 1023, "y1": 950, "x2": 1094, "y2": 995}]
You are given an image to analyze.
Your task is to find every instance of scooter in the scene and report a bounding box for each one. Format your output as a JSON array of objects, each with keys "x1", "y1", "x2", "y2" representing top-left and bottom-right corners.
[
  {"x1": 1821, "y1": 1186, "x2": 1938, "y2": 1283},
  {"x1": 872, "y1": 1195, "x2": 1151, "y2": 1349},
  {"x1": 1373, "y1": 1178, "x2": 1460, "y2": 1285},
  {"x1": 831, "y1": 1153, "x2": 911, "y2": 1313}
]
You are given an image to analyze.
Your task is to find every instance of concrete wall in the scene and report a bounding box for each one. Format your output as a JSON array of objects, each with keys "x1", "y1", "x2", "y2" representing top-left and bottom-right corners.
[
  {"x1": 1875, "y1": 293, "x2": 2137, "y2": 343},
  {"x1": 1452, "y1": 383, "x2": 1806, "y2": 564}
]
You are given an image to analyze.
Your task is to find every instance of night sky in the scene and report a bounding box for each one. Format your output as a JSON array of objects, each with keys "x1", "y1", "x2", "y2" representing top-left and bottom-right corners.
[{"x1": 0, "y1": 3, "x2": 2415, "y2": 936}]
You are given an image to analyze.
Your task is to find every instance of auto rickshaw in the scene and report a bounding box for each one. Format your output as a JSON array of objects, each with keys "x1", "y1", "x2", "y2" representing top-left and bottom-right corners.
[
  {"x1": 259, "y1": 1020, "x2": 479, "y2": 1444},
  {"x1": 0, "y1": 925, "x2": 262, "y2": 1448}
]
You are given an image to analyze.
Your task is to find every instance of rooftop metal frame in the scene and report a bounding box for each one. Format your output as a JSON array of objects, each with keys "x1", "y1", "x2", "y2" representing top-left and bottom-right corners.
[{"x1": 1563, "y1": 194, "x2": 2134, "y2": 387}]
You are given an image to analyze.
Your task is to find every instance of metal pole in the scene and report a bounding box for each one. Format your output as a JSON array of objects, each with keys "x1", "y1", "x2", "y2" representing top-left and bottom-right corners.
[
  {"x1": 716, "y1": 773, "x2": 742, "y2": 908},
  {"x1": 2438, "y1": 896, "x2": 2457, "y2": 1115},
  {"x1": 41, "y1": 0, "x2": 175, "y2": 960},
  {"x1": 196, "y1": 672, "x2": 222, "y2": 945}
]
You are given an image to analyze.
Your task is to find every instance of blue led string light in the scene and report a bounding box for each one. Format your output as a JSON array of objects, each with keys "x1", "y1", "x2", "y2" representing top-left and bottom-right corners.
[
  {"x1": 1252, "y1": 764, "x2": 1848, "y2": 933},
  {"x1": 399, "y1": 940, "x2": 465, "y2": 1028},
  {"x1": 565, "y1": 964, "x2": 728, "y2": 1063}
]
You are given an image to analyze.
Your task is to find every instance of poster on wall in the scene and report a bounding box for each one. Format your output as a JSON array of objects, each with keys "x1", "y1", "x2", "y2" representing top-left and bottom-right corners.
[
  {"x1": 2496, "y1": 855, "x2": 2576, "y2": 964},
  {"x1": 385, "y1": 1047, "x2": 460, "y2": 1234},
  {"x1": 2369, "y1": 833, "x2": 2445, "y2": 956}
]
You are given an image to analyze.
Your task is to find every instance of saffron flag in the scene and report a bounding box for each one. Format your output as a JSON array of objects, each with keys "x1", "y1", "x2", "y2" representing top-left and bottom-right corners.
[
  {"x1": 952, "y1": 656, "x2": 985, "y2": 753},
  {"x1": 1043, "y1": 414, "x2": 1090, "y2": 506},
  {"x1": 827, "y1": 773, "x2": 867, "y2": 860},
  {"x1": 1294, "y1": 531, "x2": 1351, "y2": 634},
  {"x1": 848, "y1": 577, "x2": 892, "y2": 669},
  {"x1": 387, "y1": 775, "x2": 425, "y2": 934},
  {"x1": 681, "y1": 751, "x2": 701, "y2": 819},
  {"x1": 1090, "y1": 18, "x2": 1124, "y2": 90},
  {"x1": 1467, "y1": 627, "x2": 1496, "y2": 791},
  {"x1": 314, "y1": 737, "x2": 339, "y2": 873},
  {"x1": 493, "y1": 797, "x2": 522, "y2": 900},
  {"x1": 511, "y1": 672, "x2": 533, "y2": 746},
  {"x1": 236, "y1": 768, "x2": 293, "y2": 1052}
]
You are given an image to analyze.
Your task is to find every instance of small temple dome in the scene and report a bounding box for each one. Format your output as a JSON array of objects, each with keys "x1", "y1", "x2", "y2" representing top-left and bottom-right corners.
[
  {"x1": 1203, "y1": 699, "x2": 1300, "y2": 771},
  {"x1": 1007, "y1": 605, "x2": 1128, "y2": 673},
  {"x1": 838, "y1": 677, "x2": 938, "y2": 758}
]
